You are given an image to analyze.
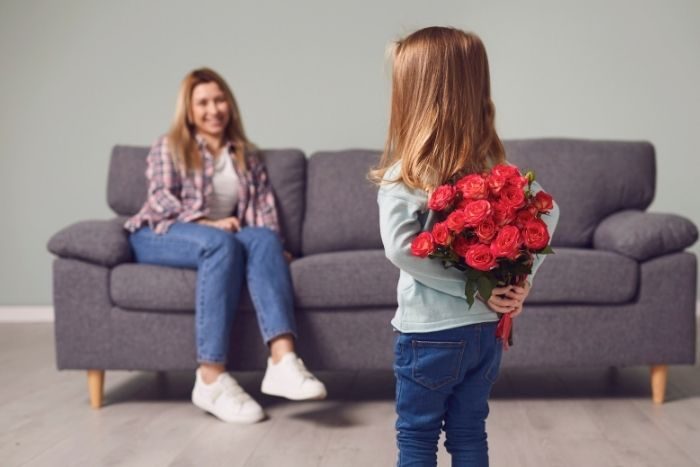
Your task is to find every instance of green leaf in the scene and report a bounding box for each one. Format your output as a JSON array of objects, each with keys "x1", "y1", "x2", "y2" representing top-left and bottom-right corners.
[
  {"x1": 466, "y1": 268, "x2": 481, "y2": 281},
  {"x1": 540, "y1": 245, "x2": 555, "y2": 254},
  {"x1": 465, "y1": 279, "x2": 478, "y2": 310},
  {"x1": 477, "y1": 275, "x2": 494, "y2": 301},
  {"x1": 466, "y1": 291, "x2": 474, "y2": 309}
]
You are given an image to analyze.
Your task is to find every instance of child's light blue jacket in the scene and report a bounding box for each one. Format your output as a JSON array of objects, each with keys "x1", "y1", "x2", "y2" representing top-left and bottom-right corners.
[{"x1": 378, "y1": 162, "x2": 561, "y2": 333}]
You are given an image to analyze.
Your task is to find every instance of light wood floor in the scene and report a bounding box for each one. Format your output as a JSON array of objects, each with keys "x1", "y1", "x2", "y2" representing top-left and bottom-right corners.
[{"x1": 1, "y1": 324, "x2": 699, "y2": 467}]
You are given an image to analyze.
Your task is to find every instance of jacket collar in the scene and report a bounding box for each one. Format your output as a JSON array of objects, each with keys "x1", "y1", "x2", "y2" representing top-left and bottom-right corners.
[{"x1": 194, "y1": 133, "x2": 235, "y2": 155}]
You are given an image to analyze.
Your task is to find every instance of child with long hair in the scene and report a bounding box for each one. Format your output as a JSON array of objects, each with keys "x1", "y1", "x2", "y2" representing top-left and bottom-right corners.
[{"x1": 371, "y1": 27, "x2": 560, "y2": 466}]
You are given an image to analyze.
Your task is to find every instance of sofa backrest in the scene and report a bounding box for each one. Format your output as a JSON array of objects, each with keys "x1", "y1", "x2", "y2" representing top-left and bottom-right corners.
[
  {"x1": 108, "y1": 138, "x2": 656, "y2": 257},
  {"x1": 300, "y1": 139, "x2": 656, "y2": 254},
  {"x1": 504, "y1": 139, "x2": 655, "y2": 247},
  {"x1": 301, "y1": 150, "x2": 382, "y2": 256},
  {"x1": 107, "y1": 145, "x2": 307, "y2": 256}
]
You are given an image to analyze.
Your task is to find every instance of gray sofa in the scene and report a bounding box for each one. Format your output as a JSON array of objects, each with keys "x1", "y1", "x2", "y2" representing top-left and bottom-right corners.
[{"x1": 48, "y1": 139, "x2": 699, "y2": 407}]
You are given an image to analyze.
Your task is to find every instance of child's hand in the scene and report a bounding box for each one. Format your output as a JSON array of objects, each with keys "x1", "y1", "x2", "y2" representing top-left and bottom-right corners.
[
  {"x1": 504, "y1": 281, "x2": 531, "y2": 304},
  {"x1": 502, "y1": 281, "x2": 531, "y2": 318},
  {"x1": 480, "y1": 286, "x2": 520, "y2": 314},
  {"x1": 509, "y1": 301, "x2": 524, "y2": 318}
]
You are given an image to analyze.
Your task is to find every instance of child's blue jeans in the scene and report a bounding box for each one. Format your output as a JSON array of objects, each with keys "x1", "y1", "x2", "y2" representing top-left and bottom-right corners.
[
  {"x1": 129, "y1": 222, "x2": 297, "y2": 364},
  {"x1": 394, "y1": 321, "x2": 503, "y2": 467}
]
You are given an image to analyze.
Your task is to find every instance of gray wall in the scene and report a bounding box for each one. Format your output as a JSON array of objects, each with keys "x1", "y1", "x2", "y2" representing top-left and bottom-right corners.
[{"x1": 1, "y1": 0, "x2": 699, "y2": 305}]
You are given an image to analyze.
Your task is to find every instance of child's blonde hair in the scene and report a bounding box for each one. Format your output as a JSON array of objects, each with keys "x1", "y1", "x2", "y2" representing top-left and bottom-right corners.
[{"x1": 369, "y1": 26, "x2": 505, "y2": 190}]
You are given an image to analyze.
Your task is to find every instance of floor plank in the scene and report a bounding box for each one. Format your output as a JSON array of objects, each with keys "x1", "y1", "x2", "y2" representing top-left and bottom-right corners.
[{"x1": 1, "y1": 323, "x2": 699, "y2": 467}]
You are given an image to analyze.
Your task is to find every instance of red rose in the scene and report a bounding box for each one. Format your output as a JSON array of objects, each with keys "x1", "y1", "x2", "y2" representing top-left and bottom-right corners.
[
  {"x1": 492, "y1": 201, "x2": 517, "y2": 226},
  {"x1": 491, "y1": 163, "x2": 521, "y2": 180},
  {"x1": 465, "y1": 244, "x2": 497, "y2": 271},
  {"x1": 411, "y1": 232, "x2": 435, "y2": 258},
  {"x1": 455, "y1": 174, "x2": 488, "y2": 200},
  {"x1": 533, "y1": 191, "x2": 554, "y2": 212},
  {"x1": 446, "y1": 209, "x2": 468, "y2": 232},
  {"x1": 475, "y1": 217, "x2": 497, "y2": 243},
  {"x1": 490, "y1": 225, "x2": 522, "y2": 259},
  {"x1": 453, "y1": 235, "x2": 478, "y2": 258},
  {"x1": 508, "y1": 175, "x2": 529, "y2": 189},
  {"x1": 499, "y1": 184, "x2": 526, "y2": 209},
  {"x1": 431, "y1": 222, "x2": 452, "y2": 246},
  {"x1": 488, "y1": 173, "x2": 508, "y2": 195},
  {"x1": 462, "y1": 200, "x2": 492, "y2": 226},
  {"x1": 515, "y1": 208, "x2": 536, "y2": 227},
  {"x1": 522, "y1": 218, "x2": 550, "y2": 250},
  {"x1": 428, "y1": 185, "x2": 456, "y2": 211}
]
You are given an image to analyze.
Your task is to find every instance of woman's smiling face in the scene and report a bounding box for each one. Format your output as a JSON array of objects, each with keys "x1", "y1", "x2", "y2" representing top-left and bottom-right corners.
[{"x1": 190, "y1": 81, "x2": 230, "y2": 140}]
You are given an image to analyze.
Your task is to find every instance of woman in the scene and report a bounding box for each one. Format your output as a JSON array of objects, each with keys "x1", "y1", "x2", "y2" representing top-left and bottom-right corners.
[{"x1": 125, "y1": 68, "x2": 326, "y2": 424}]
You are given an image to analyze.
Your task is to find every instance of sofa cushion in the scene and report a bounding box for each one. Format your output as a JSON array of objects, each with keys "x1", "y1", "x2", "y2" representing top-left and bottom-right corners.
[
  {"x1": 290, "y1": 250, "x2": 399, "y2": 309},
  {"x1": 505, "y1": 139, "x2": 655, "y2": 248},
  {"x1": 48, "y1": 217, "x2": 132, "y2": 267},
  {"x1": 593, "y1": 210, "x2": 698, "y2": 261},
  {"x1": 107, "y1": 145, "x2": 306, "y2": 256},
  {"x1": 302, "y1": 150, "x2": 383, "y2": 255},
  {"x1": 110, "y1": 263, "x2": 254, "y2": 313},
  {"x1": 526, "y1": 247, "x2": 638, "y2": 304},
  {"x1": 111, "y1": 247, "x2": 638, "y2": 312}
]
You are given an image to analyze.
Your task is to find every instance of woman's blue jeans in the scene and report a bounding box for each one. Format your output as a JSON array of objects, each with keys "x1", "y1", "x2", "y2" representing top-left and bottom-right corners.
[
  {"x1": 394, "y1": 321, "x2": 503, "y2": 467},
  {"x1": 129, "y1": 222, "x2": 297, "y2": 364}
]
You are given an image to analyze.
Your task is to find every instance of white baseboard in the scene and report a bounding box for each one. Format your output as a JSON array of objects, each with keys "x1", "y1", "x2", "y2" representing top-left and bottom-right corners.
[
  {"x1": 0, "y1": 306, "x2": 54, "y2": 322},
  {"x1": 0, "y1": 303, "x2": 699, "y2": 323}
]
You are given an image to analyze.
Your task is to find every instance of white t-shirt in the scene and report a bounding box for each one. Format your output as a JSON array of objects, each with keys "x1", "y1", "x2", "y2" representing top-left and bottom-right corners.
[{"x1": 207, "y1": 149, "x2": 240, "y2": 220}]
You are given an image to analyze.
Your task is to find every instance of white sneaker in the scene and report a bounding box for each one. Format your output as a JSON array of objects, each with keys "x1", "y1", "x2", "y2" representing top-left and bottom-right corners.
[
  {"x1": 191, "y1": 369, "x2": 265, "y2": 423},
  {"x1": 261, "y1": 352, "x2": 327, "y2": 401}
]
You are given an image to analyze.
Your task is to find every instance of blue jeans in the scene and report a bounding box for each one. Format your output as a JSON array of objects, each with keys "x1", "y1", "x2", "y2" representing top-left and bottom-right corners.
[
  {"x1": 129, "y1": 222, "x2": 297, "y2": 364},
  {"x1": 394, "y1": 322, "x2": 503, "y2": 467}
]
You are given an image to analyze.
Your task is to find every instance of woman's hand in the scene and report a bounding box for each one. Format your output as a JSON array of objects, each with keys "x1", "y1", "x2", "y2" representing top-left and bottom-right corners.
[{"x1": 197, "y1": 216, "x2": 240, "y2": 232}]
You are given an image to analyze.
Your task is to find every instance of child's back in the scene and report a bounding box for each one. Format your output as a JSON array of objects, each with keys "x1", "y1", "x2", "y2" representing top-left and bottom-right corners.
[{"x1": 370, "y1": 27, "x2": 560, "y2": 466}]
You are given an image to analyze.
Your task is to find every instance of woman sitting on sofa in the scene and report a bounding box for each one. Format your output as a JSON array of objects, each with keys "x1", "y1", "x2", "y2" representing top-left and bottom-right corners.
[{"x1": 124, "y1": 67, "x2": 326, "y2": 423}]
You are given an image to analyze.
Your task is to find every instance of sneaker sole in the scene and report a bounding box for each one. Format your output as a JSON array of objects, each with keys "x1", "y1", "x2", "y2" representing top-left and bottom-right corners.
[
  {"x1": 192, "y1": 393, "x2": 266, "y2": 424},
  {"x1": 260, "y1": 383, "x2": 328, "y2": 401}
]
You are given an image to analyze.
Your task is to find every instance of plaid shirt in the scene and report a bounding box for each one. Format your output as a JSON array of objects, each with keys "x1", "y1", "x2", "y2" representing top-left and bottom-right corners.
[{"x1": 124, "y1": 135, "x2": 280, "y2": 236}]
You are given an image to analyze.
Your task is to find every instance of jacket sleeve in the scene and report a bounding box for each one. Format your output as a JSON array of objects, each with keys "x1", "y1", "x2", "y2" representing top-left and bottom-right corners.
[
  {"x1": 251, "y1": 156, "x2": 281, "y2": 235},
  {"x1": 378, "y1": 188, "x2": 469, "y2": 299},
  {"x1": 145, "y1": 137, "x2": 183, "y2": 217}
]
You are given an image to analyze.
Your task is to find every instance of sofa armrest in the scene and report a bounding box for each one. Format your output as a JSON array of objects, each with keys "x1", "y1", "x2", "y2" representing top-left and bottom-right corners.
[
  {"x1": 593, "y1": 210, "x2": 698, "y2": 261},
  {"x1": 48, "y1": 217, "x2": 133, "y2": 267}
]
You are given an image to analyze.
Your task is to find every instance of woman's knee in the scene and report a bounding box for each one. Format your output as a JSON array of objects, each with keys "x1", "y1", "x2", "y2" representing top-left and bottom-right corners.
[
  {"x1": 204, "y1": 229, "x2": 243, "y2": 257},
  {"x1": 237, "y1": 226, "x2": 282, "y2": 249}
]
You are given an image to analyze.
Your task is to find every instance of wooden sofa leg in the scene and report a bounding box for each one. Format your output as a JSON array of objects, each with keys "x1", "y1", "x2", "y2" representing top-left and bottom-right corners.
[
  {"x1": 87, "y1": 370, "x2": 105, "y2": 409},
  {"x1": 650, "y1": 365, "x2": 667, "y2": 404}
]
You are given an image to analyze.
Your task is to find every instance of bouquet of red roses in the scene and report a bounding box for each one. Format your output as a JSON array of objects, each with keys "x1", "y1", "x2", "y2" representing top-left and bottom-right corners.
[{"x1": 410, "y1": 163, "x2": 555, "y2": 350}]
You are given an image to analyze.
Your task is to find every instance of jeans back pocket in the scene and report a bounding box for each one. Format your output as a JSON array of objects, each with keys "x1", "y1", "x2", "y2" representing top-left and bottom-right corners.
[{"x1": 412, "y1": 340, "x2": 465, "y2": 390}]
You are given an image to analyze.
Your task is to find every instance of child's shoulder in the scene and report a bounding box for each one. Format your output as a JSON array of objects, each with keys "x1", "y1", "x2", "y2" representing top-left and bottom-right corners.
[{"x1": 377, "y1": 161, "x2": 428, "y2": 204}]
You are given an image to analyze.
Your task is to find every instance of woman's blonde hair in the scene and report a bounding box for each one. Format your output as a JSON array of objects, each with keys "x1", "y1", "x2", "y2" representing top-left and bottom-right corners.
[
  {"x1": 369, "y1": 27, "x2": 505, "y2": 190},
  {"x1": 167, "y1": 67, "x2": 252, "y2": 173}
]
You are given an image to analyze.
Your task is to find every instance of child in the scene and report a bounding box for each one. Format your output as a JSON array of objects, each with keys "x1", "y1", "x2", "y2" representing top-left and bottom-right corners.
[{"x1": 370, "y1": 27, "x2": 560, "y2": 466}]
